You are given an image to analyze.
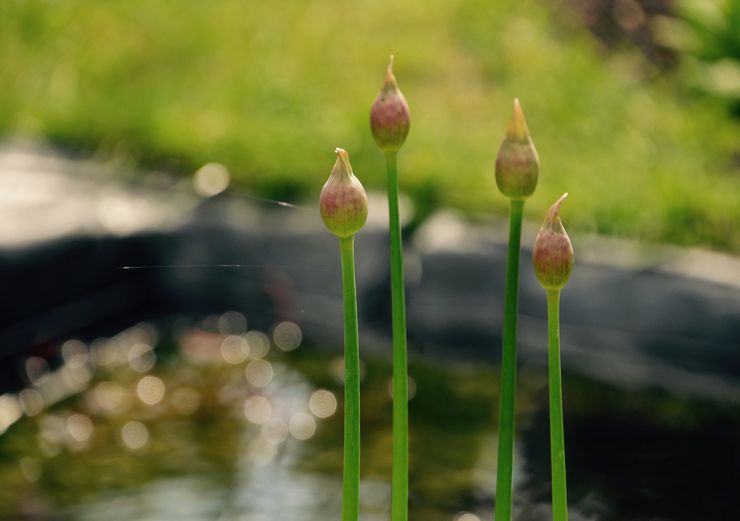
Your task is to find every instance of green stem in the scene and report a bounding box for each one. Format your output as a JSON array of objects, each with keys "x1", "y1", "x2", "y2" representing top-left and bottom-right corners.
[
  {"x1": 385, "y1": 151, "x2": 409, "y2": 521},
  {"x1": 495, "y1": 198, "x2": 525, "y2": 521},
  {"x1": 546, "y1": 290, "x2": 568, "y2": 521},
  {"x1": 339, "y1": 236, "x2": 361, "y2": 521}
]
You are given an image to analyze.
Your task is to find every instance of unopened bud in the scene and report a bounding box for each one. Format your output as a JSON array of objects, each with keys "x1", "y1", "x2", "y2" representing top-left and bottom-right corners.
[
  {"x1": 532, "y1": 193, "x2": 574, "y2": 291},
  {"x1": 495, "y1": 98, "x2": 539, "y2": 200},
  {"x1": 370, "y1": 55, "x2": 411, "y2": 153},
  {"x1": 320, "y1": 148, "x2": 368, "y2": 238}
]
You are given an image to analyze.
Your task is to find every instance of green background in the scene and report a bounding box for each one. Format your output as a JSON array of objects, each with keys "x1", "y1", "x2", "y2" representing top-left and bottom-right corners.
[{"x1": 1, "y1": 0, "x2": 738, "y2": 250}]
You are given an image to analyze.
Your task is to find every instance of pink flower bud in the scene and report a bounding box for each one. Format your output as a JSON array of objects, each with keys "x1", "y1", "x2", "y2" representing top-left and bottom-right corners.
[
  {"x1": 495, "y1": 98, "x2": 539, "y2": 200},
  {"x1": 320, "y1": 148, "x2": 368, "y2": 238},
  {"x1": 532, "y1": 193, "x2": 574, "y2": 291},
  {"x1": 370, "y1": 55, "x2": 410, "y2": 153}
]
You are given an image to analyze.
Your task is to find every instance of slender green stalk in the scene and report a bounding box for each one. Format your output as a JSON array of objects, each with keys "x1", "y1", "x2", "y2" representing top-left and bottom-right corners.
[
  {"x1": 385, "y1": 150, "x2": 409, "y2": 521},
  {"x1": 494, "y1": 198, "x2": 525, "y2": 521},
  {"x1": 339, "y1": 236, "x2": 361, "y2": 521},
  {"x1": 546, "y1": 289, "x2": 568, "y2": 521}
]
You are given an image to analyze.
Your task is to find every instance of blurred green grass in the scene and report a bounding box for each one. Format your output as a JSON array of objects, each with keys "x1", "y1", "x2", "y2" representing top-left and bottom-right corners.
[{"x1": 1, "y1": 0, "x2": 738, "y2": 250}]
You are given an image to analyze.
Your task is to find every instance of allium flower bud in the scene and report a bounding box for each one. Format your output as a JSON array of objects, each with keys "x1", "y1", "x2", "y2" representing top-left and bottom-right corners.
[
  {"x1": 370, "y1": 55, "x2": 410, "y2": 153},
  {"x1": 532, "y1": 193, "x2": 574, "y2": 291},
  {"x1": 320, "y1": 148, "x2": 368, "y2": 238},
  {"x1": 495, "y1": 98, "x2": 539, "y2": 200}
]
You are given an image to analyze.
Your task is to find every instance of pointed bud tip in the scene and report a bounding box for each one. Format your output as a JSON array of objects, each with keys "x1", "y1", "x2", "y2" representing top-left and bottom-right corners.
[
  {"x1": 506, "y1": 98, "x2": 530, "y2": 142},
  {"x1": 383, "y1": 55, "x2": 399, "y2": 91},
  {"x1": 333, "y1": 147, "x2": 352, "y2": 174},
  {"x1": 546, "y1": 192, "x2": 568, "y2": 221}
]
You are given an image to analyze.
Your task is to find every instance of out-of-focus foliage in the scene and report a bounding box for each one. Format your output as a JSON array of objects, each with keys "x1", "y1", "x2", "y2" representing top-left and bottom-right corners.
[
  {"x1": 655, "y1": 0, "x2": 740, "y2": 112},
  {"x1": 568, "y1": 0, "x2": 677, "y2": 68},
  {"x1": 0, "y1": 0, "x2": 738, "y2": 250}
]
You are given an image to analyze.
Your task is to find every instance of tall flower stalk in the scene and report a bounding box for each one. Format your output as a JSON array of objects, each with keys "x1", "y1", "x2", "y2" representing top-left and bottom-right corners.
[
  {"x1": 370, "y1": 55, "x2": 411, "y2": 521},
  {"x1": 494, "y1": 99, "x2": 539, "y2": 521},
  {"x1": 532, "y1": 193, "x2": 574, "y2": 521},
  {"x1": 320, "y1": 148, "x2": 368, "y2": 521}
]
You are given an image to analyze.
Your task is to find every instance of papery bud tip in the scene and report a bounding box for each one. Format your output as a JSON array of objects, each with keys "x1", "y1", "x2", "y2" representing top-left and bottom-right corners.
[
  {"x1": 383, "y1": 55, "x2": 398, "y2": 91},
  {"x1": 547, "y1": 192, "x2": 568, "y2": 220},
  {"x1": 334, "y1": 147, "x2": 352, "y2": 174},
  {"x1": 507, "y1": 98, "x2": 529, "y2": 141}
]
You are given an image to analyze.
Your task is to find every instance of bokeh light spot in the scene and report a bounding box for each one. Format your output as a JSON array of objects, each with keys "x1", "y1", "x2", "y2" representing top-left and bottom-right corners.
[
  {"x1": 218, "y1": 311, "x2": 247, "y2": 335},
  {"x1": 454, "y1": 513, "x2": 480, "y2": 521},
  {"x1": 244, "y1": 395, "x2": 272, "y2": 425},
  {"x1": 61, "y1": 340, "x2": 89, "y2": 369},
  {"x1": 128, "y1": 343, "x2": 156, "y2": 373},
  {"x1": 289, "y1": 412, "x2": 316, "y2": 441},
  {"x1": 308, "y1": 389, "x2": 337, "y2": 419},
  {"x1": 244, "y1": 331, "x2": 270, "y2": 359},
  {"x1": 136, "y1": 375, "x2": 166, "y2": 405},
  {"x1": 193, "y1": 163, "x2": 230, "y2": 197},
  {"x1": 66, "y1": 413, "x2": 93, "y2": 442},
  {"x1": 25, "y1": 357, "x2": 50, "y2": 386},
  {"x1": 221, "y1": 335, "x2": 249, "y2": 364},
  {"x1": 19, "y1": 389, "x2": 44, "y2": 417},
  {"x1": 246, "y1": 360, "x2": 273, "y2": 387},
  {"x1": 121, "y1": 421, "x2": 149, "y2": 450},
  {"x1": 90, "y1": 382, "x2": 131, "y2": 414},
  {"x1": 273, "y1": 321, "x2": 302, "y2": 351}
]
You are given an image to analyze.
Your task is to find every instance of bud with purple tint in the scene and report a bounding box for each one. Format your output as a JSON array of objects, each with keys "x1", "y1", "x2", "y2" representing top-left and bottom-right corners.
[
  {"x1": 532, "y1": 193, "x2": 574, "y2": 291},
  {"x1": 370, "y1": 55, "x2": 410, "y2": 153},
  {"x1": 320, "y1": 148, "x2": 368, "y2": 238},
  {"x1": 495, "y1": 98, "x2": 539, "y2": 200}
]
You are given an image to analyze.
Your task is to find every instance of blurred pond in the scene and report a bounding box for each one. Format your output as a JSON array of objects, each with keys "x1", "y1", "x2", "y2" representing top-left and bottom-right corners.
[
  {"x1": 1, "y1": 316, "x2": 739, "y2": 521},
  {"x1": 1, "y1": 145, "x2": 739, "y2": 521}
]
